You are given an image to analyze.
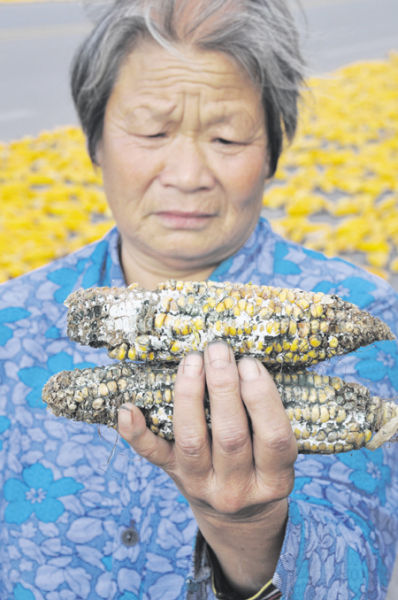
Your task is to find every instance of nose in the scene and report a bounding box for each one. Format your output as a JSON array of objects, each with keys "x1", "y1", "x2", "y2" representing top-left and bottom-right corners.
[{"x1": 159, "y1": 136, "x2": 215, "y2": 192}]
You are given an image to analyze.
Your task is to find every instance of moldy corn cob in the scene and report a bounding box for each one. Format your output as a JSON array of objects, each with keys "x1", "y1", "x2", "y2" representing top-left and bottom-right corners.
[
  {"x1": 42, "y1": 363, "x2": 398, "y2": 453},
  {"x1": 65, "y1": 280, "x2": 394, "y2": 369}
]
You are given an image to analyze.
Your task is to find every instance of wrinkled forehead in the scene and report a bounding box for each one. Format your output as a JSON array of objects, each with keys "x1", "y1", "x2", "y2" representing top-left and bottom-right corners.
[{"x1": 109, "y1": 40, "x2": 264, "y2": 130}]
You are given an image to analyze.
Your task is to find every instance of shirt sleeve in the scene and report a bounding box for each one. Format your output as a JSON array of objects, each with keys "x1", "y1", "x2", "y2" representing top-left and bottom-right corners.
[{"x1": 187, "y1": 530, "x2": 282, "y2": 600}]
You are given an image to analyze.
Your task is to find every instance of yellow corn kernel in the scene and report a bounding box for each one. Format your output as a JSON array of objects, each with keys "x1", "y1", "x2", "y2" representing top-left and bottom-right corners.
[
  {"x1": 329, "y1": 336, "x2": 339, "y2": 348},
  {"x1": 364, "y1": 430, "x2": 372, "y2": 444},
  {"x1": 311, "y1": 406, "x2": 320, "y2": 423},
  {"x1": 310, "y1": 320, "x2": 320, "y2": 333},
  {"x1": 279, "y1": 289, "x2": 287, "y2": 303},
  {"x1": 320, "y1": 406, "x2": 330, "y2": 423},
  {"x1": 310, "y1": 336, "x2": 322, "y2": 348},
  {"x1": 179, "y1": 321, "x2": 190, "y2": 336},
  {"x1": 193, "y1": 317, "x2": 205, "y2": 331},
  {"x1": 170, "y1": 341, "x2": 181, "y2": 354},
  {"x1": 310, "y1": 303, "x2": 324, "y2": 318},
  {"x1": 238, "y1": 299, "x2": 247, "y2": 312},
  {"x1": 297, "y1": 297, "x2": 310, "y2": 310},
  {"x1": 246, "y1": 303, "x2": 255, "y2": 317},
  {"x1": 114, "y1": 344, "x2": 128, "y2": 360},
  {"x1": 154, "y1": 390, "x2": 163, "y2": 404},
  {"x1": 298, "y1": 339, "x2": 310, "y2": 353},
  {"x1": 216, "y1": 301, "x2": 226, "y2": 313},
  {"x1": 224, "y1": 297, "x2": 235, "y2": 310},
  {"x1": 177, "y1": 296, "x2": 186, "y2": 309},
  {"x1": 155, "y1": 313, "x2": 167, "y2": 329},
  {"x1": 280, "y1": 319, "x2": 289, "y2": 334},
  {"x1": 128, "y1": 346, "x2": 137, "y2": 360}
]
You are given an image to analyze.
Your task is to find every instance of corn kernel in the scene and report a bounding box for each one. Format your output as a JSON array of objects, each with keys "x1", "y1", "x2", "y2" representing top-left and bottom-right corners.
[
  {"x1": 310, "y1": 303, "x2": 324, "y2": 318},
  {"x1": 224, "y1": 297, "x2": 234, "y2": 310},
  {"x1": 170, "y1": 342, "x2": 180, "y2": 354},
  {"x1": 128, "y1": 346, "x2": 137, "y2": 360},
  {"x1": 216, "y1": 301, "x2": 225, "y2": 313},
  {"x1": 310, "y1": 336, "x2": 322, "y2": 348},
  {"x1": 329, "y1": 336, "x2": 339, "y2": 348},
  {"x1": 155, "y1": 313, "x2": 167, "y2": 329}
]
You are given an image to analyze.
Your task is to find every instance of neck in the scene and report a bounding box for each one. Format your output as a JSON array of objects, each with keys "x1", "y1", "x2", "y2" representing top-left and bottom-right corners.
[{"x1": 120, "y1": 243, "x2": 218, "y2": 290}]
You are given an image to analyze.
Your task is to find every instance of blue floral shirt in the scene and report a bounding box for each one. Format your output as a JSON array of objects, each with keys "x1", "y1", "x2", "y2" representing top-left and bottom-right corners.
[{"x1": 1, "y1": 218, "x2": 397, "y2": 600}]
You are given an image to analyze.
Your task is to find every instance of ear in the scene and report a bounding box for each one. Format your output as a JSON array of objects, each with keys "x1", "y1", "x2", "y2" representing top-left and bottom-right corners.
[{"x1": 95, "y1": 138, "x2": 104, "y2": 167}]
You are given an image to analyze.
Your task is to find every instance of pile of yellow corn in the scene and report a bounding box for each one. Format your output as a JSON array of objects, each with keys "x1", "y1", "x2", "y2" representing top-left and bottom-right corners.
[
  {"x1": 0, "y1": 54, "x2": 397, "y2": 284},
  {"x1": 267, "y1": 54, "x2": 398, "y2": 281}
]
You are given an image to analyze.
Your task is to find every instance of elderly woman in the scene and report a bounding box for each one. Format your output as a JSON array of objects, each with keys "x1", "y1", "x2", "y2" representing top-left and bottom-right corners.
[{"x1": 1, "y1": 0, "x2": 397, "y2": 598}]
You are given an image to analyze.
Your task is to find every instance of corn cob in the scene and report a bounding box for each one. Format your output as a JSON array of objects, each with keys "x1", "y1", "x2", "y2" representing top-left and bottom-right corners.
[
  {"x1": 42, "y1": 362, "x2": 398, "y2": 453},
  {"x1": 65, "y1": 281, "x2": 394, "y2": 369}
]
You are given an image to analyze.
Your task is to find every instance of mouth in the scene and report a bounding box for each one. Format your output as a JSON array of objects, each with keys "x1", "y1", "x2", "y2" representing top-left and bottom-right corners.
[{"x1": 153, "y1": 211, "x2": 216, "y2": 230}]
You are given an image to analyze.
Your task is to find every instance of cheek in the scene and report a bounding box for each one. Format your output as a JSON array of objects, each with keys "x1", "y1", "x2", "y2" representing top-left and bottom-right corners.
[
  {"x1": 225, "y1": 152, "x2": 267, "y2": 205},
  {"x1": 102, "y1": 141, "x2": 155, "y2": 200}
]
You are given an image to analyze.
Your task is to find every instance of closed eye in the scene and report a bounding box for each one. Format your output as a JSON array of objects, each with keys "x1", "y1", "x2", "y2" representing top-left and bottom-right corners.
[
  {"x1": 214, "y1": 137, "x2": 236, "y2": 145},
  {"x1": 146, "y1": 132, "x2": 167, "y2": 139}
]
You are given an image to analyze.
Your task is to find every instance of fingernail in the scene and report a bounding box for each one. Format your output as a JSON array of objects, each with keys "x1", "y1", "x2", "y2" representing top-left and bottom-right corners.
[
  {"x1": 181, "y1": 352, "x2": 203, "y2": 376},
  {"x1": 207, "y1": 341, "x2": 232, "y2": 368},
  {"x1": 238, "y1": 357, "x2": 262, "y2": 381}
]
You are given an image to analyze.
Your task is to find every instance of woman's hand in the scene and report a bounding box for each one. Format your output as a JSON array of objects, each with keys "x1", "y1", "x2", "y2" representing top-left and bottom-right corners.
[{"x1": 118, "y1": 341, "x2": 298, "y2": 595}]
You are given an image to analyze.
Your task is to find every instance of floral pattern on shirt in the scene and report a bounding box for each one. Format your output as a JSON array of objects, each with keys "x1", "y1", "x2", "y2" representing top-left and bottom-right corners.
[{"x1": 0, "y1": 220, "x2": 397, "y2": 599}]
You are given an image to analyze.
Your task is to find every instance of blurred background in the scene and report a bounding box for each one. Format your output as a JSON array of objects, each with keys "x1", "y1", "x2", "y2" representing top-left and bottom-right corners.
[
  {"x1": 1, "y1": 0, "x2": 398, "y2": 288},
  {"x1": 0, "y1": 0, "x2": 397, "y2": 595}
]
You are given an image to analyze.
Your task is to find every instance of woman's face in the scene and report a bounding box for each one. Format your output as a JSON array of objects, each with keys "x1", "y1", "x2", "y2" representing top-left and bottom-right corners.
[{"x1": 97, "y1": 40, "x2": 269, "y2": 282}]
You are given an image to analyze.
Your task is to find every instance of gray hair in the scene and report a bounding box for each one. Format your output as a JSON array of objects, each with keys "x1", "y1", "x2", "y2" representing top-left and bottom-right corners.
[{"x1": 71, "y1": 0, "x2": 305, "y2": 175}]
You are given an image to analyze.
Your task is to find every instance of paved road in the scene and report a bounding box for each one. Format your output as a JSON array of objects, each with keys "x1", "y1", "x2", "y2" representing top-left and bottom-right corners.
[{"x1": 0, "y1": 0, "x2": 397, "y2": 139}]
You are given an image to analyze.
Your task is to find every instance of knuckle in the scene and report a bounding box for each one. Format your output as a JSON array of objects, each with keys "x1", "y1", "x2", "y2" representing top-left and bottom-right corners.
[
  {"x1": 264, "y1": 425, "x2": 296, "y2": 455},
  {"x1": 208, "y1": 377, "x2": 238, "y2": 397},
  {"x1": 216, "y1": 428, "x2": 249, "y2": 455},
  {"x1": 175, "y1": 434, "x2": 208, "y2": 458}
]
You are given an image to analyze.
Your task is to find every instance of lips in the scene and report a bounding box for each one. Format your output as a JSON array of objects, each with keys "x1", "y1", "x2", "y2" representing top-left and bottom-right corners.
[{"x1": 154, "y1": 211, "x2": 215, "y2": 229}]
